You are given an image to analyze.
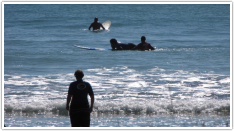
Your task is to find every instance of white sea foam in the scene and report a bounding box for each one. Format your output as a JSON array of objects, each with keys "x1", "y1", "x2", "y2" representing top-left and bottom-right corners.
[{"x1": 4, "y1": 66, "x2": 230, "y2": 116}]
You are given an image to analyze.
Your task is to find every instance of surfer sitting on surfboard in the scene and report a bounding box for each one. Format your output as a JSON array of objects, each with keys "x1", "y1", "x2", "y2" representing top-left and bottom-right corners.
[
  {"x1": 89, "y1": 17, "x2": 105, "y2": 31},
  {"x1": 133, "y1": 36, "x2": 155, "y2": 51},
  {"x1": 110, "y1": 39, "x2": 136, "y2": 50}
]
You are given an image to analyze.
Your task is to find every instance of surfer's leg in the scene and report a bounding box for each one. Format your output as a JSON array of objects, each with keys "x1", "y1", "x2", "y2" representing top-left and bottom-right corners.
[
  {"x1": 79, "y1": 112, "x2": 90, "y2": 127},
  {"x1": 128, "y1": 43, "x2": 136, "y2": 50},
  {"x1": 70, "y1": 111, "x2": 81, "y2": 127}
]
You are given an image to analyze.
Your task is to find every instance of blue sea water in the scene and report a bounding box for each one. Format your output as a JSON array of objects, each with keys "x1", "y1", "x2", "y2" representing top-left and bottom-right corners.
[{"x1": 3, "y1": 4, "x2": 230, "y2": 127}]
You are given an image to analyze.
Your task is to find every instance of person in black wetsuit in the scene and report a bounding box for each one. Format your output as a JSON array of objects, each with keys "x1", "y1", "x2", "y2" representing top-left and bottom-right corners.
[
  {"x1": 110, "y1": 38, "x2": 136, "y2": 50},
  {"x1": 133, "y1": 36, "x2": 155, "y2": 51},
  {"x1": 88, "y1": 17, "x2": 105, "y2": 31},
  {"x1": 66, "y1": 70, "x2": 94, "y2": 127}
]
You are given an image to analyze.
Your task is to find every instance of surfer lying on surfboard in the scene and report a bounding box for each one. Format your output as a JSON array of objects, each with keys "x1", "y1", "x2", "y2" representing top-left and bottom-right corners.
[
  {"x1": 89, "y1": 17, "x2": 106, "y2": 31},
  {"x1": 110, "y1": 39, "x2": 136, "y2": 50},
  {"x1": 110, "y1": 36, "x2": 155, "y2": 51}
]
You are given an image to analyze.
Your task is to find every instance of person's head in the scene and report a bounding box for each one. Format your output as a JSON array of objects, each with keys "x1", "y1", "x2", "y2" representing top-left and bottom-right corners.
[
  {"x1": 74, "y1": 69, "x2": 84, "y2": 80},
  {"x1": 110, "y1": 38, "x2": 118, "y2": 49},
  {"x1": 141, "y1": 36, "x2": 146, "y2": 42},
  {"x1": 94, "y1": 17, "x2": 98, "y2": 22}
]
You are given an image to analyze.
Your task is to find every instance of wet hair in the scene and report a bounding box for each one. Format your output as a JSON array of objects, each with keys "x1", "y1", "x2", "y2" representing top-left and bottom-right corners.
[
  {"x1": 74, "y1": 69, "x2": 84, "y2": 79},
  {"x1": 141, "y1": 36, "x2": 146, "y2": 41},
  {"x1": 110, "y1": 39, "x2": 118, "y2": 44}
]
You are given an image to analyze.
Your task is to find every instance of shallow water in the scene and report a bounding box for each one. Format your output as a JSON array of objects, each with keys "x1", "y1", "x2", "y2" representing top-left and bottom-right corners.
[{"x1": 4, "y1": 113, "x2": 230, "y2": 127}]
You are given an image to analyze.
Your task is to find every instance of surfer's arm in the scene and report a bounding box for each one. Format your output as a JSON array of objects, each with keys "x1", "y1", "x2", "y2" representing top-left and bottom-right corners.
[
  {"x1": 66, "y1": 94, "x2": 72, "y2": 110},
  {"x1": 116, "y1": 44, "x2": 123, "y2": 50},
  {"x1": 89, "y1": 95, "x2": 94, "y2": 113},
  {"x1": 100, "y1": 24, "x2": 105, "y2": 30},
  {"x1": 148, "y1": 44, "x2": 155, "y2": 50},
  {"x1": 88, "y1": 23, "x2": 93, "y2": 30}
]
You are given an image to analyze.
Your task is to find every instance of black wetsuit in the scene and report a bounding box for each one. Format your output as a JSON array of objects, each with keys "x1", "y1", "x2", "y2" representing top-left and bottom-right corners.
[
  {"x1": 112, "y1": 42, "x2": 136, "y2": 50},
  {"x1": 68, "y1": 79, "x2": 94, "y2": 127}
]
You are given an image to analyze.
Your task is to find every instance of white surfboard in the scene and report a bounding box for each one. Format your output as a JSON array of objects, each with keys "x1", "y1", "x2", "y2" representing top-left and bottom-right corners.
[
  {"x1": 101, "y1": 20, "x2": 111, "y2": 30},
  {"x1": 74, "y1": 45, "x2": 112, "y2": 51}
]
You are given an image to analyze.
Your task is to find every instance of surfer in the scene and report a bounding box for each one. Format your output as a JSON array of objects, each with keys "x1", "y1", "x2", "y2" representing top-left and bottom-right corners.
[
  {"x1": 110, "y1": 38, "x2": 136, "y2": 50},
  {"x1": 133, "y1": 36, "x2": 155, "y2": 51},
  {"x1": 89, "y1": 17, "x2": 105, "y2": 31},
  {"x1": 66, "y1": 70, "x2": 94, "y2": 127}
]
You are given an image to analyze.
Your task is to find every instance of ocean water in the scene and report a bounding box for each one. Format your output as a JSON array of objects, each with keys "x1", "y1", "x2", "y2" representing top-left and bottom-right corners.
[{"x1": 3, "y1": 4, "x2": 231, "y2": 128}]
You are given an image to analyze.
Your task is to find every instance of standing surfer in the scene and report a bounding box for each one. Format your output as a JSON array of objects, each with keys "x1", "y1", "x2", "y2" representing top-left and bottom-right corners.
[{"x1": 66, "y1": 70, "x2": 95, "y2": 127}]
